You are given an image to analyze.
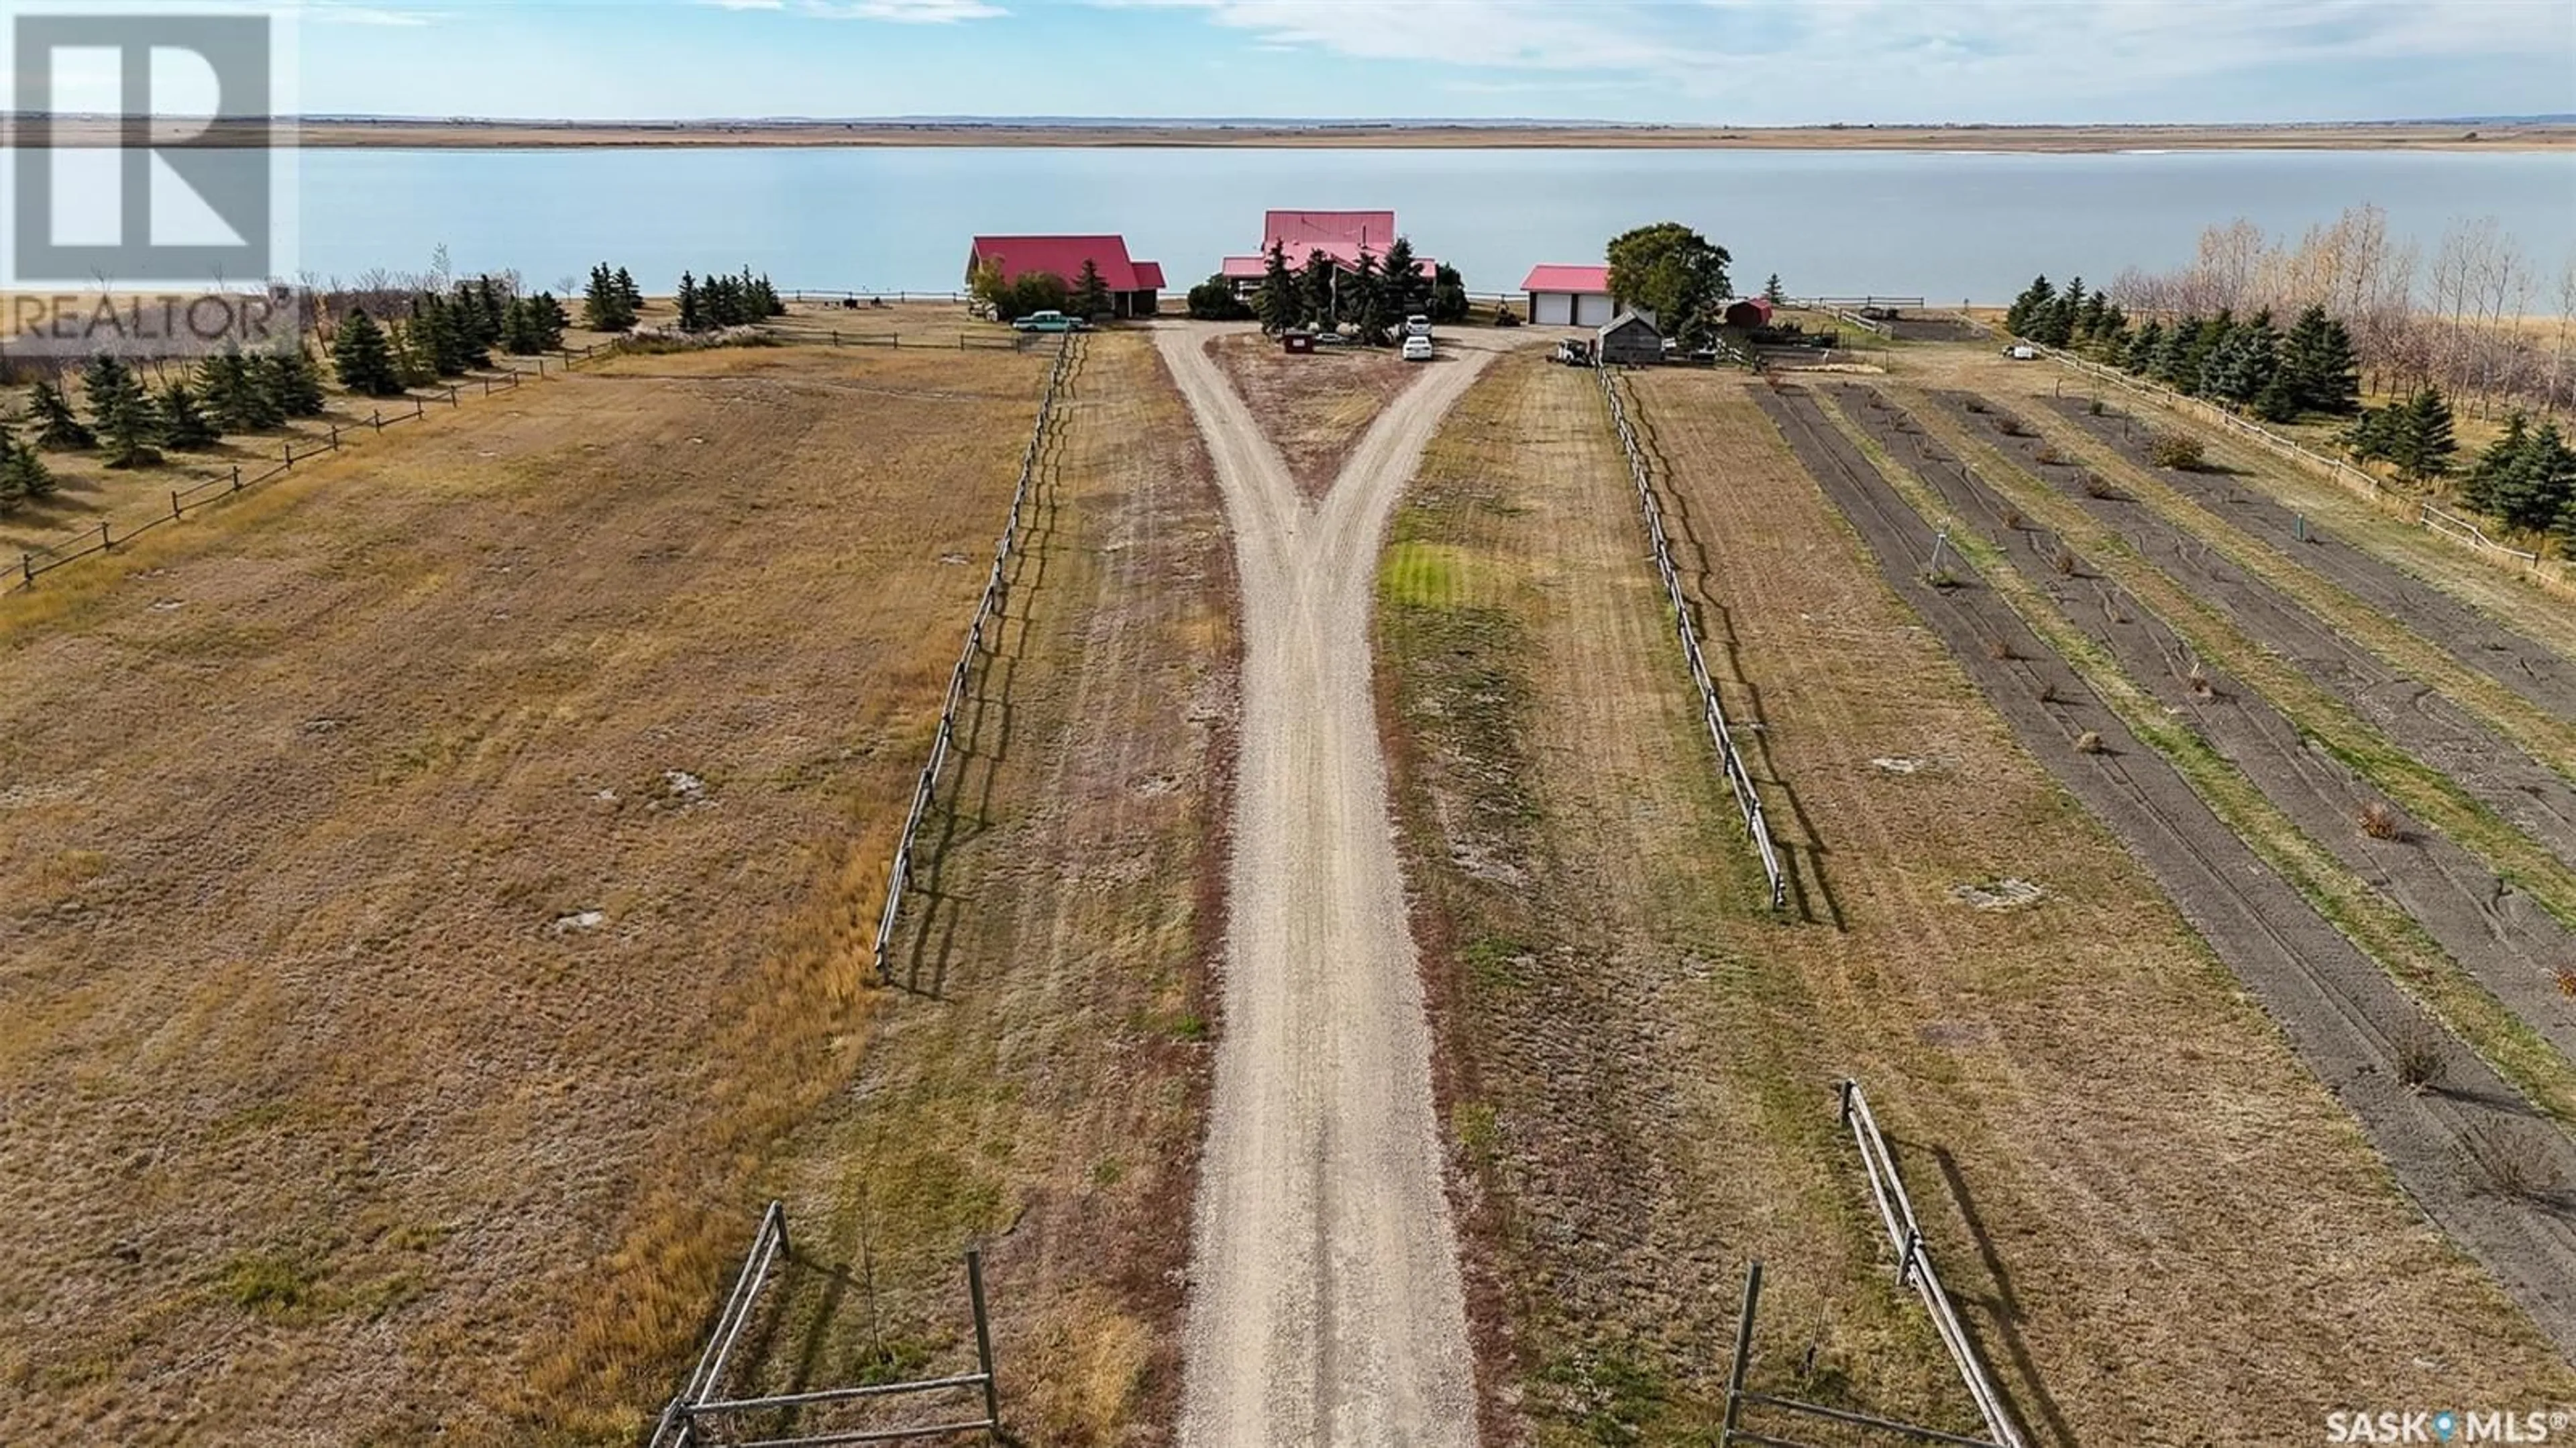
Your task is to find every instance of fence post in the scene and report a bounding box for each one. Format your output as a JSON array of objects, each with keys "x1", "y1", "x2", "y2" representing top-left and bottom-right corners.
[
  {"x1": 171, "y1": 490, "x2": 182, "y2": 519},
  {"x1": 967, "y1": 1245, "x2": 1000, "y2": 1439},
  {"x1": 97, "y1": 520, "x2": 111, "y2": 552},
  {"x1": 19, "y1": 552, "x2": 30, "y2": 586},
  {"x1": 1897, "y1": 1229, "x2": 1921, "y2": 1288},
  {"x1": 1719, "y1": 1260, "x2": 1761, "y2": 1447},
  {"x1": 1837, "y1": 1078, "x2": 1857, "y2": 1127}
]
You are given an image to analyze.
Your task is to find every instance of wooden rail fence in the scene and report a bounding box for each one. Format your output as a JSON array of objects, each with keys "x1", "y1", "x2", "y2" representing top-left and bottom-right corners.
[
  {"x1": 644, "y1": 1202, "x2": 1002, "y2": 1448},
  {"x1": 1595, "y1": 364, "x2": 1788, "y2": 910},
  {"x1": 871, "y1": 331, "x2": 1080, "y2": 980},
  {"x1": 10, "y1": 361, "x2": 563, "y2": 592},
  {"x1": 1834, "y1": 1080, "x2": 2026, "y2": 1447}
]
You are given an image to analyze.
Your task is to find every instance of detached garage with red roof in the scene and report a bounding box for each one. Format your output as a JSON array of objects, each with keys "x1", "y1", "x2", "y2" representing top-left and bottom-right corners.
[
  {"x1": 966, "y1": 234, "x2": 1165, "y2": 318},
  {"x1": 1521, "y1": 264, "x2": 1615, "y2": 328}
]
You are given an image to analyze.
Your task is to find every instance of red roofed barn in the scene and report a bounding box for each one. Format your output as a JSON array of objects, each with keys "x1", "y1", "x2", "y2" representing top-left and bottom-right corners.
[
  {"x1": 1222, "y1": 209, "x2": 1437, "y2": 294},
  {"x1": 966, "y1": 234, "x2": 1165, "y2": 318}
]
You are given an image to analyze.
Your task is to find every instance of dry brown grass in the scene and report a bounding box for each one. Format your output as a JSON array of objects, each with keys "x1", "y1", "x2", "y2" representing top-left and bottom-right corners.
[
  {"x1": 1384, "y1": 358, "x2": 2576, "y2": 1439},
  {"x1": 1205, "y1": 331, "x2": 1415, "y2": 499},
  {"x1": 0, "y1": 340, "x2": 1067, "y2": 1445}
]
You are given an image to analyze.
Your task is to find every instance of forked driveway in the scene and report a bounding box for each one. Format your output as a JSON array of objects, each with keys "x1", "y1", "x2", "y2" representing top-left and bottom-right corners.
[{"x1": 1158, "y1": 324, "x2": 1499, "y2": 1448}]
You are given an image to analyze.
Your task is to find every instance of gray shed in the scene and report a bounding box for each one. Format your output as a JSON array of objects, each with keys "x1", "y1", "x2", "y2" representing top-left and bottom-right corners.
[{"x1": 1597, "y1": 310, "x2": 1662, "y2": 366}]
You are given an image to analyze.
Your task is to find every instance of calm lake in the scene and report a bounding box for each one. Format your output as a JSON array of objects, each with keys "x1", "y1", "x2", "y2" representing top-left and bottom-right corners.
[{"x1": 291, "y1": 146, "x2": 2575, "y2": 304}]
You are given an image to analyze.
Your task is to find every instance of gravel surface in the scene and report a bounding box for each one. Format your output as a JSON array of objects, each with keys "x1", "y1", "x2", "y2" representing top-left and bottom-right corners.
[{"x1": 1157, "y1": 323, "x2": 1494, "y2": 1447}]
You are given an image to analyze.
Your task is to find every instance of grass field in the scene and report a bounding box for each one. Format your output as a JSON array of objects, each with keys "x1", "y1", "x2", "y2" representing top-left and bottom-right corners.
[
  {"x1": 1379, "y1": 352, "x2": 2572, "y2": 1442},
  {"x1": 1206, "y1": 331, "x2": 1417, "y2": 499},
  {"x1": 0, "y1": 339, "x2": 1074, "y2": 1444}
]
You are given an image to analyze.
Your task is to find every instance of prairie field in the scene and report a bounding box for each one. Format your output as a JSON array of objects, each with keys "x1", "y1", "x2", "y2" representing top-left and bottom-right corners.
[{"x1": 0, "y1": 339, "x2": 1073, "y2": 1444}]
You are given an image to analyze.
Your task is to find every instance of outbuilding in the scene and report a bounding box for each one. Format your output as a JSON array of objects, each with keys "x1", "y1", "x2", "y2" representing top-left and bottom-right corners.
[
  {"x1": 1597, "y1": 310, "x2": 1662, "y2": 366},
  {"x1": 965, "y1": 234, "x2": 1165, "y2": 318},
  {"x1": 1521, "y1": 264, "x2": 1616, "y2": 328},
  {"x1": 1723, "y1": 297, "x2": 1775, "y2": 329}
]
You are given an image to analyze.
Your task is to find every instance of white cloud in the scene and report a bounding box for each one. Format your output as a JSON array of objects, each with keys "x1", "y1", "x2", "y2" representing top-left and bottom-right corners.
[{"x1": 800, "y1": 0, "x2": 1007, "y2": 19}]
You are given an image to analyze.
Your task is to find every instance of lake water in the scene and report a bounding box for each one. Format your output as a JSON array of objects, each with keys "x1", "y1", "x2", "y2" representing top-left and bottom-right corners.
[{"x1": 290, "y1": 146, "x2": 2574, "y2": 305}]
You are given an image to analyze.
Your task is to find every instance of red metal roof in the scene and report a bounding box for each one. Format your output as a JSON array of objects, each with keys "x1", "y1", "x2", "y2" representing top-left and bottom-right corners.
[
  {"x1": 967, "y1": 234, "x2": 1161, "y2": 292},
  {"x1": 1521, "y1": 264, "x2": 1611, "y2": 294},
  {"x1": 1265, "y1": 209, "x2": 1396, "y2": 256}
]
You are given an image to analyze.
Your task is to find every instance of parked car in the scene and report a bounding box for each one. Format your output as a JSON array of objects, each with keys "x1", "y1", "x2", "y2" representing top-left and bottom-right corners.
[
  {"x1": 1403, "y1": 314, "x2": 1433, "y2": 338},
  {"x1": 1401, "y1": 335, "x2": 1434, "y2": 362},
  {"x1": 2002, "y1": 343, "x2": 2038, "y2": 360},
  {"x1": 1012, "y1": 310, "x2": 1090, "y2": 333}
]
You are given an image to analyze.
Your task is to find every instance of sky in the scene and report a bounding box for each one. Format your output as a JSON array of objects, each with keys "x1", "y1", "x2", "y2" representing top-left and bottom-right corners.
[{"x1": 36, "y1": 0, "x2": 2576, "y2": 125}]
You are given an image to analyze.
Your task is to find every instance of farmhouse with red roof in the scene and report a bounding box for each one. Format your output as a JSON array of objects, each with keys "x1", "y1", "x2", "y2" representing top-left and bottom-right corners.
[
  {"x1": 965, "y1": 234, "x2": 1165, "y2": 317},
  {"x1": 1221, "y1": 209, "x2": 1438, "y2": 295}
]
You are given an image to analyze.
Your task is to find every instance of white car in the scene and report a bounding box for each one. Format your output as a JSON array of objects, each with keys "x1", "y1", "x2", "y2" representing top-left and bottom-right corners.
[
  {"x1": 1403, "y1": 314, "x2": 1433, "y2": 338},
  {"x1": 1401, "y1": 335, "x2": 1434, "y2": 362}
]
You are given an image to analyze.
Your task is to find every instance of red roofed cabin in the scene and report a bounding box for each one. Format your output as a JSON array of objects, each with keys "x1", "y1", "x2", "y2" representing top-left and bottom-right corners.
[
  {"x1": 1221, "y1": 209, "x2": 1437, "y2": 297},
  {"x1": 966, "y1": 234, "x2": 1165, "y2": 318}
]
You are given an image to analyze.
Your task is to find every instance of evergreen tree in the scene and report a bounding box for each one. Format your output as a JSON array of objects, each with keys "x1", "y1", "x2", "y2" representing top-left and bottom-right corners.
[
  {"x1": 27, "y1": 379, "x2": 93, "y2": 449},
  {"x1": 677, "y1": 272, "x2": 703, "y2": 332},
  {"x1": 440, "y1": 293, "x2": 488, "y2": 370},
  {"x1": 386, "y1": 321, "x2": 438, "y2": 389},
  {"x1": 2253, "y1": 367, "x2": 2301, "y2": 423},
  {"x1": 264, "y1": 350, "x2": 327, "y2": 417},
  {"x1": 2280, "y1": 304, "x2": 2360, "y2": 417},
  {"x1": 1301, "y1": 248, "x2": 1336, "y2": 329},
  {"x1": 470, "y1": 276, "x2": 506, "y2": 344},
  {"x1": 332, "y1": 307, "x2": 405, "y2": 397},
  {"x1": 1429, "y1": 262, "x2": 1470, "y2": 324},
  {"x1": 2386, "y1": 387, "x2": 2457, "y2": 482},
  {"x1": 1379, "y1": 236, "x2": 1422, "y2": 319},
  {"x1": 2465, "y1": 417, "x2": 2576, "y2": 533},
  {"x1": 201, "y1": 349, "x2": 278, "y2": 431},
  {"x1": 81, "y1": 354, "x2": 147, "y2": 435},
  {"x1": 1763, "y1": 272, "x2": 1786, "y2": 305},
  {"x1": 1254, "y1": 242, "x2": 1297, "y2": 335},
  {"x1": 2004, "y1": 275, "x2": 2055, "y2": 337},
  {"x1": 583, "y1": 263, "x2": 638, "y2": 332},
  {"x1": 2151, "y1": 319, "x2": 2198, "y2": 391},
  {"x1": 158, "y1": 381, "x2": 218, "y2": 449},
  {"x1": 1349, "y1": 250, "x2": 1388, "y2": 345},
  {"x1": 1068, "y1": 258, "x2": 1112, "y2": 320},
  {"x1": 2204, "y1": 318, "x2": 2279, "y2": 408},
  {"x1": 616, "y1": 266, "x2": 643, "y2": 310},
  {"x1": 2122, "y1": 320, "x2": 2165, "y2": 374},
  {"x1": 95, "y1": 382, "x2": 161, "y2": 470},
  {"x1": 1, "y1": 429, "x2": 52, "y2": 501}
]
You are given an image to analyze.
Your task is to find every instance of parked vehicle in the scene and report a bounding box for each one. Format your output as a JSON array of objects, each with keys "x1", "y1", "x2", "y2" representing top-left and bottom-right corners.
[
  {"x1": 2002, "y1": 343, "x2": 2038, "y2": 360},
  {"x1": 1401, "y1": 335, "x2": 1434, "y2": 362},
  {"x1": 1553, "y1": 339, "x2": 1594, "y2": 366},
  {"x1": 1403, "y1": 314, "x2": 1433, "y2": 338},
  {"x1": 1012, "y1": 310, "x2": 1089, "y2": 333}
]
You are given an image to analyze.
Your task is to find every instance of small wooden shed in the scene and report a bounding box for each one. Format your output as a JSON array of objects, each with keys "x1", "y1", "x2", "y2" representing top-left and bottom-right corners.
[{"x1": 1597, "y1": 310, "x2": 1662, "y2": 366}]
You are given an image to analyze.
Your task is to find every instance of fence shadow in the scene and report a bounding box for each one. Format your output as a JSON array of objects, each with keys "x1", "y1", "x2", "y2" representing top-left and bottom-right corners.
[{"x1": 1927, "y1": 1144, "x2": 2076, "y2": 1447}]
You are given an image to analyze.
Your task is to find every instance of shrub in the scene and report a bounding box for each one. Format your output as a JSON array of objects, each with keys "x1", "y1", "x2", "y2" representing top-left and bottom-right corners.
[
  {"x1": 1995, "y1": 415, "x2": 2029, "y2": 437},
  {"x1": 2148, "y1": 431, "x2": 2206, "y2": 470},
  {"x1": 1963, "y1": 397, "x2": 1989, "y2": 414},
  {"x1": 2086, "y1": 397, "x2": 2106, "y2": 416},
  {"x1": 2037, "y1": 680, "x2": 2062, "y2": 705},
  {"x1": 2082, "y1": 471, "x2": 2118, "y2": 499},
  {"x1": 1999, "y1": 505, "x2": 2025, "y2": 530},
  {"x1": 2184, "y1": 661, "x2": 2214, "y2": 697},
  {"x1": 2074, "y1": 729, "x2": 2105, "y2": 754},
  {"x1": 2359, "y1": 800, "x2": 2406, "y2": 841},
  {"x1": 2394, "y1": 1026, "x2": 2446, "y2": 1092},
  {"x1": 1986, "y1": 637, "x2": 2017, "y2": 661},
  {"x1": 1185, "y1": 274, "x2": 1252, "y2": 321},
  {"x1": 2051, "y1": 545, "x2": 2078, "y2": 577},
  {"x1": 2032, "y1": 444, "x2": 2066, "y2": 466}
]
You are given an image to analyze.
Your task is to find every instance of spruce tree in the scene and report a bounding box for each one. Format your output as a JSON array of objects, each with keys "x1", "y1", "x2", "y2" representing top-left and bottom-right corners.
[
  {"x1": 158, "y1": 381, "x2": 219, "y2": 449},
  {"x1": 28, "y1": 379, "x2": 93, "y2": 449},
  {"x1": 1349, "y1": 250, "x2": 1387, "y2": 345},
  {"x1": 266, "y1": 350, "x2": 327, "y2": 418},
  {"x1": 332, "y1": 307, "x2": 404, "y2": 397},
  {"x1": 1254, "y1": 242, "x2": 1296, "y2": 335},
  {"x1": 677, "y1": 272, "x2": 702, "y2": 332},
  {"x1": 386, "y1": 322, "x2": 438, "y2": 389},
  {"x1": 0, "y1": 426, "x2": 20, "y2": 511},
  {"x1": 2004, "y1": 275, "x2": 2054, "y2": 337},
  {"x1": 1763, "y1": 272, "x2": 1786, "y2": 305},
  {"x1": 2282, "y1": 305, "x2": 2360, "y2": 417},
  {"x1": 1301, "y1": 248, "x2": 1336, "y2": 330},
  {"x1": 2391, "y1": 387, "x2": 2457, "y2": 482},
  {"x1": 201, "y1": 349, "x2": 274, "y2": 431},
  {"x1": 81, "y1": 354, "x2": 146, "y2": 435},
  {"x1": 1069, "y1": 258, "x2": 1112, "y2": 321},
  {"x1": 2122, "y1": 320, "x2": 2165, "y2": 374},
  {"x1": 616, "y1": 266, "x2": 643, "y2": 311},
  {"x1": 95, "y1": 384, "x2": 161, "y2": 470},
  {"x1": 1379, "y1": 237, "x2": 1421, "y2": 319},
  {"x1": 2487, "y1": 422, "x2": 2574, "y2": 533},
  {"x1": 583, "y1": 264, "x2": 637, "y2": 332},
  {"x1": 0, "y1": 426, "x2": 50, "y2": 503}
]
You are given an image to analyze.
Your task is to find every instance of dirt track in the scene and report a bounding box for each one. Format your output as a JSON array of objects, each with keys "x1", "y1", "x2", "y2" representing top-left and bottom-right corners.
[
  {"x1": 1156, "y1": 325, "x2": 1494, "y2": 1446},
  {"x1": 1758, "y1": 382, "x2": 2576, "y2": 1351}
]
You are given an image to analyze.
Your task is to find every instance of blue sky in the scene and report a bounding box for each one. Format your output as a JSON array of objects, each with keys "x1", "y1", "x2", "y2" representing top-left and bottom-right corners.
[{"x1": 274, "y1": 0, "x2": 2574, "y2": 124}]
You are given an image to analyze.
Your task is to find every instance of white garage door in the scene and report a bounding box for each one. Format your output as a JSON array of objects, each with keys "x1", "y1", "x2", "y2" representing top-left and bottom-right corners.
[
  {"x1": 1532, "y1": 291, "x2": 1573, "y2": 326},
  {"x1": 1574, "y1": 293, "x2": 1616, "y2": 327}
]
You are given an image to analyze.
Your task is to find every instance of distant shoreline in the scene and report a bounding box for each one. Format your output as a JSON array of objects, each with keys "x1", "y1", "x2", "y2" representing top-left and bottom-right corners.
[{"x1": 17, "y1": 118, "x2": 2576, "y2": 152}]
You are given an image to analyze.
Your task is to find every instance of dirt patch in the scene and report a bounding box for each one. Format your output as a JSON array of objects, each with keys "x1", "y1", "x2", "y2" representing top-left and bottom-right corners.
[
  {"x1": 0, "y1": 342, "x2": 1067, "y2": 1445},
  {"x1": 1951, "y1": 878, "x2": 2044, "y2": 910},
  {"x1": 1203, "y1": 331, "x2": 1417, "y2": 501}
]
